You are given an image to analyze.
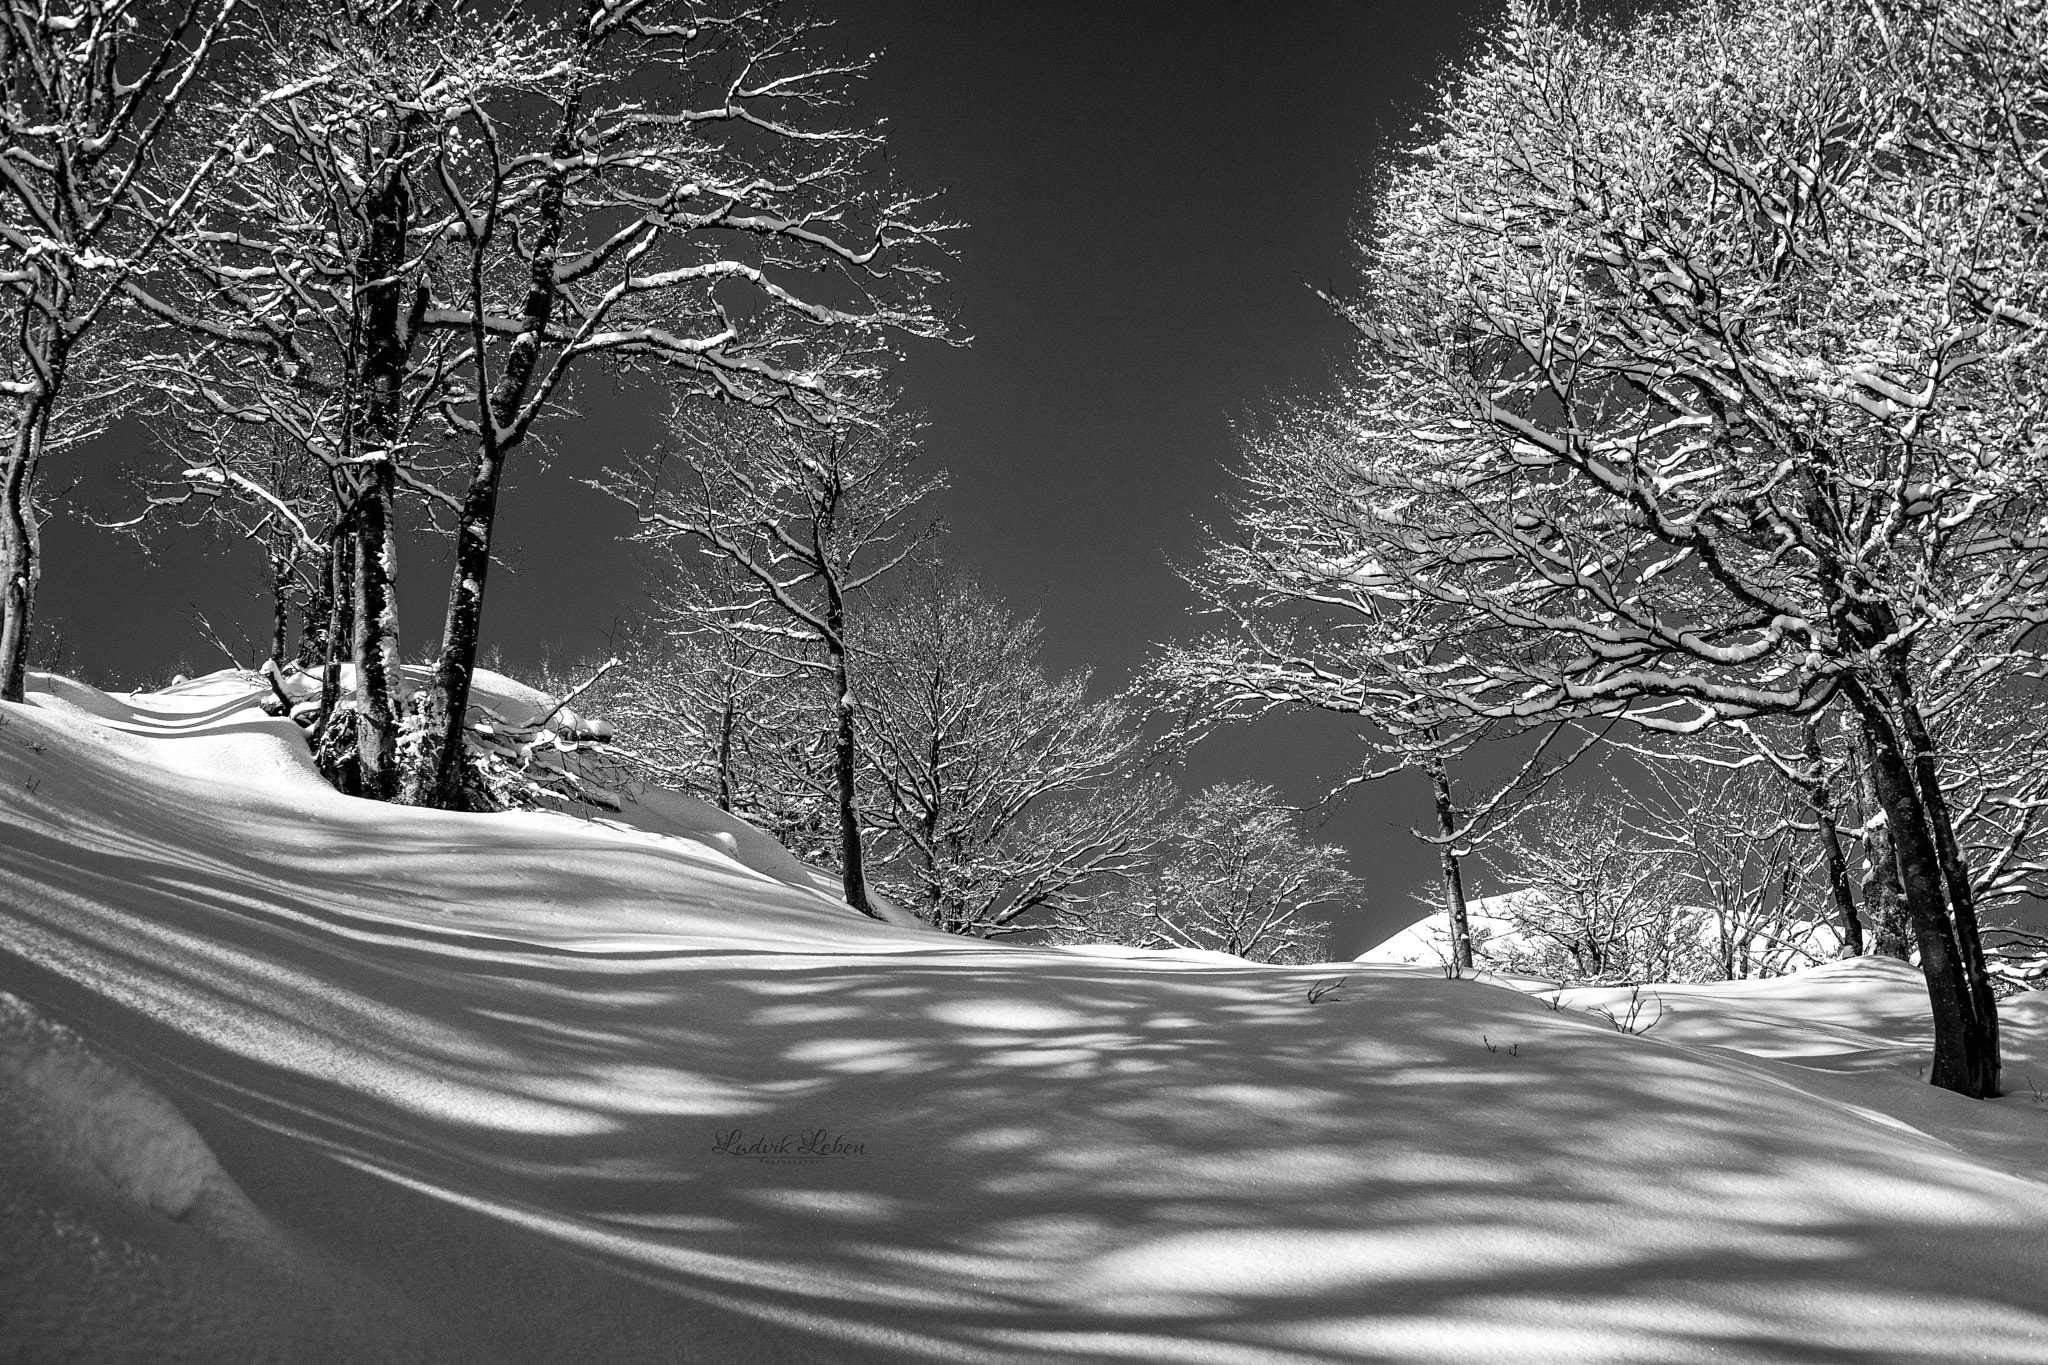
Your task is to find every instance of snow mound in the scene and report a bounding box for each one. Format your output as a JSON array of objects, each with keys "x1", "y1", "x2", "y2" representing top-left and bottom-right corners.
[
  {"x1": 0, "y1": 990, "x2": 455, "y2": 1363},
  {"x1": 6, "y1": 675, "x2": 2048, "y2": 1363},
  {"x1": 0, "y1": 989, "x2": 257, "y2": 1233}
]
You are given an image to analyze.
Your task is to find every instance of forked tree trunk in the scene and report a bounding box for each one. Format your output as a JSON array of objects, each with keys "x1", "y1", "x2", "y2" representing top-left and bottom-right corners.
[
  {"x1": 412, "y1": 87, "x2": 582, "y2": 809},
  {"x1": 1847, "y1": 684, "x2": 2001, "y2": 1098},
  {"x1": 1428, "y1": 757, "x2": 1474, "y2": 970},
  {"x1": 1894, "y1": 678, "x2": 2001, "y2": 1085}
]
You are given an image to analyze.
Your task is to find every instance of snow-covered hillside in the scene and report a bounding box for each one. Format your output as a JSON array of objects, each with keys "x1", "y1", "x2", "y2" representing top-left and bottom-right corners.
[{"x1": 5, "y1": 672, "x2": 2048, "y2": 1363}]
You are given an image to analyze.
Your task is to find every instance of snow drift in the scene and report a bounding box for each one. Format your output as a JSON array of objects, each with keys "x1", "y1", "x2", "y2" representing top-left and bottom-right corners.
[{"x1": 4, "y1": 670, "x2": 2048, "y2": 1363}]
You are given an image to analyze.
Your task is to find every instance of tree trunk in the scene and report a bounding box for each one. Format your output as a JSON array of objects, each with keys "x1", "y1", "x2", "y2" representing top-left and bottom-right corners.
[
  {"x1": 922, "y1": 700, "x2": 947, "y2": 930},
  {"x1": 316, "y1": 528, "x2": 352, "y2": 736},
  {"x1": 831, "y1": 664, "x2": 875, "y2": 918},
  {"x1": 716, "y1": 694, "x2": 738, "y2": 812},
  {"x1": 350, "y1": 469, "x2": 402, "y2": 800},
  {"x1": 1851, "y1": 739, "x2": 1912, "y2": 960},
  {"x1": 1716, "y1": 896, "x2": 1734, "y2": 982},
  {"x1": 412, "y1": 88, "x2": 582, "y2": 809},
  {"x1": 1864, "y1": 830, "x2": 1910, "y2": 958},
  {"x1": 299, "y1": 536, "x2": 334, "y2": 669},
  {"x1": 347, "y1": 146, "x2": 416, "y2": 801},
  {"x1": 0, "y1": 395, "x2": 49, "y2": 703},
  {"x1": 1802, "y1": 719, "x2": 1864, "y2": 958},
  {"x1": 825, "y1": 584, "x2": 876, "y2": 918},
  {"x1": 407, "y1": 445, "x2": 502, "y2": 807},
  {"x1": 268, "y1": 536, "x2": 293, "y2": 667},
  {"x1": 1847, "y1": 685, "x2": 2000, "y2": 1098},
  {"x1": 1893, "y1": 679, "x2": 2001, "y2": 1089},
  {"x1": 1428, "y1": 757, "x2": 1474, "y2": 970}
]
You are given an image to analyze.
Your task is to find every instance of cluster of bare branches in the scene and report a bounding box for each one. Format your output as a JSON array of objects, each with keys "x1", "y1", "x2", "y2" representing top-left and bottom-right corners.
[
  {"x1": 1154, "y1": 0, "x2": 2048, "y2": 1097},
  {"x1": 1480, "y1": 762, "x2": 1847, "y2": 985},
  {"x1": 1041, "y1": 782, "x2": 1352, "y2": 966},
  {"x1": 850, "y1": 572, "x2": 1173, "y2": 936},
  {"x1": 593, "y1": 466, "x2": 1185, "y2": 934},
  {"x1": 589, "y1": 429, "x2": 1332, "y2": 947},
  {"x1": 5, "y1": 0, "x2": 953, "y2": 811},
  {"x1": 607, "y1": 401, "x2": 942, "y2": 916},
  {"x1": 1, "y1": 0, "x2": 245, "y2": 700}
]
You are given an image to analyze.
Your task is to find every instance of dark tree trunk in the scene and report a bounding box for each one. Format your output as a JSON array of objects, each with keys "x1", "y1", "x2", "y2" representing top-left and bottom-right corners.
[
  {"x1": 316, "y1": 528, "x2": 353, "y2": 736},
  {"x1": 1893, "y1": 678, "x2": 2001, "y2": 1088},
  {"x1": 407, "y1": 443, "x2": 502, "y2": 807},
  {"x1": 1851, "y1": 740, "x2": 1912, "y2": 959},
  {"x1": 350, "y1": 468, "x2": 402, "y2": 799},
  {"x1": 921, "y1": 689, "x2": 947, "y2": 930},
  {"x1": 1802, "y1": 719, "x2": 1864, "y2": 958},
  {"x1": 0, "y1": 395, "x2": 49, "y2": 703},
  {"x1": 1847, "y1": 683, "x2": 2001, "y2": 1098},
  {"x1": 268, "y1": 536, "x2": 293, "y2": 667},
  {"x1": 825, "y1": 583, "x2": 876, "y2": 918},
  {"x1": 346, "y1": 145, "x2": 416, "y2": 801},
  {"x1": 716, "y1": 694, "x2": 738, "y2": 813},
  {"x1": 1428, "y1": 757, "x2": 1474, "y2": 970},
  {"x1": 831, "y1": 667, "x2": 874, "y2": 917},
  {"x1": 298, "y1": 536, "x2": 334, "y2": 669}
]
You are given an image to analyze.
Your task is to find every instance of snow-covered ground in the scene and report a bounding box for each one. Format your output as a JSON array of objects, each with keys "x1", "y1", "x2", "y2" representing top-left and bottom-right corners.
[{"x1": 4, "y1": 671, "x2": 2048, "y2": 1363}]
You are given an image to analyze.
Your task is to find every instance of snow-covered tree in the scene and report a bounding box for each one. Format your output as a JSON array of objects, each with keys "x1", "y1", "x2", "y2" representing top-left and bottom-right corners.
[
  {"x1": 1219, "y1": 0, "x2": 2048, "y2": 1096},
  {"x1": 854, "y1": 573, "x2": 1171, "y2": 936},
  {"x1": 0, "y1": 0, "x2": 243, "y2": 700},
  {"x1": 1152, "y1": 620, "x2": 1610, "y2": 974},
  {"x1": 615, "y1": 401, "x2": 939, "y2": 917},
  {"x1": 138, "y1": 7, "x2": 549, "y2": 795},
  {"x1": 590, "y1": 565, "x2": 837, "y2": 856},
  {"x1": 1486, "y1": 766, "x2": 1843, "y2": 984},
  {"x1": 1048, "y1": 783, "x2": 1350, "y2": 965},
  {"x1": 397, "y1": 1, "x2": 952, "y2": 810},
  {"x1": 1151, "y1": 628, "x2": 1483, "y2": 970},
  {"x1": 108, "y1": 419, "x2": 340, "y2": 679},
  {"x1": 144, "y1": 0, "x2": 950, "y2": 804},
  {"x1": 1483, "y1": 792, "x2": 1700, "y2": 984}
]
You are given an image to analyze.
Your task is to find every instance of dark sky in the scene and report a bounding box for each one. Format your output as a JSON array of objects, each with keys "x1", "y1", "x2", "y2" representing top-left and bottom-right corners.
[{"x1": 41, "y1": 1, "x2": 1506, "y2": 956}]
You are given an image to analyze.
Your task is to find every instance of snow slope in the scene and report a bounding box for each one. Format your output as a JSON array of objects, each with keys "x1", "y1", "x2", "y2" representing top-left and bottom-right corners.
[{"x1": 5, "y1": 672, "x2": 2048, "y2": 1363}]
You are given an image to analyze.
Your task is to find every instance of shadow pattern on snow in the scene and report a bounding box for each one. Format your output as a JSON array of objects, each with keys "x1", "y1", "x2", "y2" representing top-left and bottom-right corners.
[{"x1": 5, "y1": 684, "x2": 2048, "y2": 1364}]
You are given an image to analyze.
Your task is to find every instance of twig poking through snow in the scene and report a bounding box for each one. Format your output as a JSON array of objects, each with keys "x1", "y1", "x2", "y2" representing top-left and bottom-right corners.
[
  {"x1": 1306, "y1": 976, "x2": 1346, "y2": 1005},
  {"x1": 1590, "y1": 985, "x2": 1665, "y2": 1036},
  {"x1": 189, "y1": 605, "x2": 253, "y2": 672}
]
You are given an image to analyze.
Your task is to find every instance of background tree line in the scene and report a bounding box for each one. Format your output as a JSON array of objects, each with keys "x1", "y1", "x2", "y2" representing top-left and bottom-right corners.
[
  {"x1": 1, "y1": 0, "x2": 1359, "y2": 962},
  {"x1": 580, "y1": 392, "x2": 1357, "y2": 959}
]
